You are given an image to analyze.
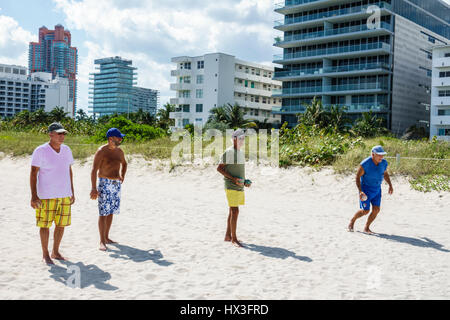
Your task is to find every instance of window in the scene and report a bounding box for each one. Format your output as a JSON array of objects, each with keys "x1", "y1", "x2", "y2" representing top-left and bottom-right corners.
[
  {"x1": 182, "y1": 62, "x2": 191, "y2": 70},
  {"x1": 439, "y1": 71, "x2": 450, "y2": 78},
  {"x1": 181, "y1": 91, "x2": 190, "y2": 98},
  {"x1": 196, "y1": 89, "x2": 203, "y2": 99},
  {"x1": 182, "y1": 105, "x2": 190, "y2": 112},
  {"x1": 195, "y1": 118, "x2": 202, "y2": 124},
  {"x1": 183, "y1": 76, "x2": 191, "y2": 84},
  {"x1": 197, "y1": 61, "x2": 204, "y2": 69},
  {"x1": 182, "y1": 119, "x2": 190, "y2": 126},
  {"x1": 445, "y1": 53, "x2": 450, "y2": 58},
  {"x1": 196, "y1": 104, "x2": 203, "y2": 112},
  {"x1": 196, "y1": 75, "x2": 203, "y2": 84}
]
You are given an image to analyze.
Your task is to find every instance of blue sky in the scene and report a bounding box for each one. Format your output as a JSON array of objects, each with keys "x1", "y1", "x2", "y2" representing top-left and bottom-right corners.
[{"x1": 1, "y1": 0, "x2": 449, "y2": 113}]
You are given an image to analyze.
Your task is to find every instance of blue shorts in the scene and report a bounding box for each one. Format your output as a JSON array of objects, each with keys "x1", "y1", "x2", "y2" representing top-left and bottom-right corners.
[
  {"x1": 360, "y1": 186, "x2": 381, "y2": 211},
  {"x1": 98, "y1": 178, "x2": 121, "y2": 216}
]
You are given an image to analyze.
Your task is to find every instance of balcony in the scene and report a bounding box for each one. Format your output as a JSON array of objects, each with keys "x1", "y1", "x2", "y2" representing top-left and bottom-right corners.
[
  {"x1": 432, "y1": 77, "x2": 450, "y2": 88},
  {"x1": 234, "y1": 85, "x2": 274, "y2": 97},
  {"x1": 273, "y1": 42, "x2": 391, "y2": 63},
  {"x1": 234, "y1": 98, "x2": 278, "y2": 111},
  {"x1": 272, "y1": 102, "x2": 389, "y2": 114},
  {"x1": 431, "y1": 115, "x2": 450, "y2": 126},
  {"x1": 273, "y1": 82, "x2": 389, "y2": 97},
  {"x1": 170, "y1": 83, "x2": 192, "y2": 91},
  {"x1": 169, "y1": 111, "x2": 191, "y2": 120},
  {"x1": 273, "y1": 62, "x2": 390, "y2": 80},
  {"x1": 432, "y1": 97, "x2": 450, "y2": 106},
  {"x1": 171, "y1": 69, "x2": 192, "y2": 77},
  {"x1": 170, "y1": 97, "x2": 191, "y2": 105},
  {"x1": 275, "y1": 0, "x2": 328, "y2": 14},
  {"x1": 274, "y1": 2, "x2": 392, "y2": 31},
  {"x1": 274, "y1": 22, "x2": 393, "y2": 48},
  {"x1": 433, "y1": 58, "x2": 450, "y2": 69}
]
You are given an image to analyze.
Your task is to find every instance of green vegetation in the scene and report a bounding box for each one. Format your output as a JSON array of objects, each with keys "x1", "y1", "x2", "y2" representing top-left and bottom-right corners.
[{"x1": 1, "y1": 101, "x2": 449, "y2": 192}]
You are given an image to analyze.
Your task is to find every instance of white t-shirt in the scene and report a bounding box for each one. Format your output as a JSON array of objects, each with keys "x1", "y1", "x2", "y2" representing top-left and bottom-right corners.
[{"x1": 31, "y1": 143, "x2": 74, "y2": 199}]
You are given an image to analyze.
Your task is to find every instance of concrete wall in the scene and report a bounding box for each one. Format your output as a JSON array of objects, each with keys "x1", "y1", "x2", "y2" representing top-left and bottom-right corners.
[{"x1": 391, "y1": 14, "x2": 449, "y2": 136}]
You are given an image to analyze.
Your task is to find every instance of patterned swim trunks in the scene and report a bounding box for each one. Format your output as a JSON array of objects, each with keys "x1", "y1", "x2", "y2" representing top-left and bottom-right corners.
[{"x1": 98, "y1": 177, "x2": 121, "y2": 216}]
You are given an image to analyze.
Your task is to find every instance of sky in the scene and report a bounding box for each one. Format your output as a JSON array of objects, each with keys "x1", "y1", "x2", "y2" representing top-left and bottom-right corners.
[
  {"x1": 0, "y1": 0, "x2": 450, "y2": 113},
  {"x1": 0, "y1": 0, "x2": 280, "y2": 113}
]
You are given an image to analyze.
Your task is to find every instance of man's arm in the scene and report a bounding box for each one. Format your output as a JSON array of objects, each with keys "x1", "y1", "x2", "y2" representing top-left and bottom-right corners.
[
  {"x1": 217, "y1": 164, "x2": 243, "y2": 187},
  {"x1": 384, "y1": 170, "x2": 394, "y2": 194},
  {"x1": 90, "y1": 149, "x2": 102, "y2": 200},
  {"x1": 120, "y1": 149, "x2": 127, "y2": 183},
  {"x1": 69, "y1": 165, "x2": 75, "y2": 204},
  {"x1": 30, "y1": 166, "x2": 41, "y2": 209},
  {"x1": 356, "y1": 165, "x2": 366, "y2": 200}
]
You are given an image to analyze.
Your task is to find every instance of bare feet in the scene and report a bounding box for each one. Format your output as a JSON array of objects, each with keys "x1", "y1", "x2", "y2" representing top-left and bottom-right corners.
[
  {"x1": 106, "y1": 239, "x2": 117, "y2": 244},
  {"x1": 99, "y1": 242, "x2": 108, "y2": 251},
  {"x1": 231, "y1": 239, "x2": 244, "y2": 248},
  {"x1": 51, "y1": 252, "x2": 68, "y2": 261},
  {"x1": 363, "y1": 228, "x2": 375, "y2": 235},
  {"x1": 43, "y1": 255, "x2": 54, "y2": 265},
  {"x1": 347, "y1": 223, "x2": 354, "y2": 232},
  {"x1": 224, "y1": 235, "x2": 232, "y2": 242}
]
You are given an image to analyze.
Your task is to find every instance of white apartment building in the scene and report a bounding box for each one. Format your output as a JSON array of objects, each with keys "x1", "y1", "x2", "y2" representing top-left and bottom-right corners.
[
  {"x1": 431, "y1": 45, "x2": 450, "y2": 141},
  {"x1": 169, "y1": 53, "x2": 282, "y2": 129},
  {"x1": 0, "y1": 63, "x2": 71, "y2": 118}
]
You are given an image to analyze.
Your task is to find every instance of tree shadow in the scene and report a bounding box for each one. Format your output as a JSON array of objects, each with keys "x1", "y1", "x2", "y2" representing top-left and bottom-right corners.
[
  {"x1": 48, "y1": 260, "x2": 119, "y2": 290},
  {"x1": 244, "y1": 243, "x2": 313, "y2": 262},
  {"x1": 374, "y1": 233, "x2": 450, "y2": 252},
  {"x1": 108, "y1": 243, "x2": 173, "y2": 266}
]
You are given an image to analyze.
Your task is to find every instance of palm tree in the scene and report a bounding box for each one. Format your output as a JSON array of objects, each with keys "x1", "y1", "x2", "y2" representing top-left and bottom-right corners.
[
  {"x1": 156, "y1": 103, "x2": 175, "y2": 130},
  {"x1": 208, "y1": 103, "x2": 256, "y2": 129},
  {"x1": 352, "y1": 111, "x2": 388, "y2": 137},
  {"x1": 49, "y1": 107, "x2": 69, "y2": 122},
  {"x1": 30, "y1": 108, "x2": 49, "y2": 124},
  {"x1": 75, "y1": 108, "x2": 89, "y2": 121}
]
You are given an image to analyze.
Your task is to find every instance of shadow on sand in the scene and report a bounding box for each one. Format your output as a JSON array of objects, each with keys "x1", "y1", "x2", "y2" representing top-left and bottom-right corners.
[
  {"x1": 48, "y1": 260, "x2": 118, "y2": 290},
  {"x1": 374, "y1": 233, "x2": 450, "y2": 252},
  {"x1": 108, "y1": 243, "x2": 173, "y2": 266},
  {"x1": 244, "y1": 243, "x2": 313, "y2": 262}
]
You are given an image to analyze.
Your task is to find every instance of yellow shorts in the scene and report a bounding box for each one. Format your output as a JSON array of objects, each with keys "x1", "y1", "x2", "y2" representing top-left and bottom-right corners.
[
  {"x1": 225, "y1": 189, "x2": 245, "y2": 207},
  {"x1": 36, "y1": 197, "x2": 72, "y2": 228}
]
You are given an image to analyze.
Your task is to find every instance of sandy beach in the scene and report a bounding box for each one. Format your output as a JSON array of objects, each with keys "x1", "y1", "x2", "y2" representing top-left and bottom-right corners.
[{"x1": 0, "y1": 155, "x2": 449, "y2": 300}]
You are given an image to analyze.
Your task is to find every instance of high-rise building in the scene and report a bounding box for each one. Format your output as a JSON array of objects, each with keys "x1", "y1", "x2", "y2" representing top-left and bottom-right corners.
[
  {"x1": 169, "y1": 52, "x2": 282, "y2": 129},
  {"x1": 29, "y1": 25, "x2": 77, "y2": 116},
  {"x1": 273, "y1": 0, "x2": 450, "y2": 135},
  {"x1": 89, "y1": 57, "x2": 137, "y2": 118},
  {"x1": 133, "y1": 87, "x2": 159, "y2": 116},
  {"x1": 0, "y1": 63, "x2": 71, "y2": 118},
  {"x1": 431, "y1": 45, "x2": 450, "y2": 141}
]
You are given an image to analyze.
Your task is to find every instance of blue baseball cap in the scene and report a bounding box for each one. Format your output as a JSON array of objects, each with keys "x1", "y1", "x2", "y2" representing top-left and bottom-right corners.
[
  {"x1": 372, "y1": 145, "x2": 387, "y2": 155},
  {"x1": 106, "y1": 128, "x2": 125, "y2": 139}
]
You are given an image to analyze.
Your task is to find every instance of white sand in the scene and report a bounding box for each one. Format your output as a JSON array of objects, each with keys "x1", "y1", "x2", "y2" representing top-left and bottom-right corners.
[{"x1": 0, "y1": 155, "x2": 449, "y2": 300}]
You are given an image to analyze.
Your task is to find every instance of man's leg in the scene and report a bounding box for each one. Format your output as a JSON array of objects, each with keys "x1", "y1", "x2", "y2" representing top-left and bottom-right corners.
[
  {"x1": 348, "y1": 209, "x2": 370, "y2": 231},
  {"x1": 51, "y1": 226, "x2": 67, "y2": 260},
  {"x1": 230, "y1": 207, "x2": 243, "y2": 247},
  {"x1": 225, "y1": 208, "x2": 232, "y2": 241},
  {"x1": 99, "y1": 216, "x2": 108, "y2": 251},
  {"x1": 364, "y1": 206, "x2": 381, "y2": 234},
  {"x1": 39, "y1": 228, "x2": 53, "y2": 264},
  {"x1": 105, "y1": 214, "x2": 117, "y2": 244}
]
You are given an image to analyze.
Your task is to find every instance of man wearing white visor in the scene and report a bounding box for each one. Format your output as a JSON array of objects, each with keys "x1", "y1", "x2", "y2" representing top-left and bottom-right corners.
[{"x1": 348, "y1": 145, "x2": 393, "y2": 234}]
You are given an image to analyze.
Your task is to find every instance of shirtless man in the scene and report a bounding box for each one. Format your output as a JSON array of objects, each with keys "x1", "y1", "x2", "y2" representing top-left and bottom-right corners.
[{"x1": 90, "y1": 128, "x2": 127, "y2": 251}]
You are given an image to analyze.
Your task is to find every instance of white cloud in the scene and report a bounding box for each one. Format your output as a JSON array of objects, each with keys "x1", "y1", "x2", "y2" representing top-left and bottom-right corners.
[
  {"x1": 0, "y1": 15, "x2": 34, "y2": 66},
  {"x1": 52, "y1": 0, "x2": 277, "y2": 111}
]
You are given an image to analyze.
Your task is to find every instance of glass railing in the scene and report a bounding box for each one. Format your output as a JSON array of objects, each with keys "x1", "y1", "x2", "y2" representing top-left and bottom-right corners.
[
  {"x1": 325, "y1": 82, "x2": 389, "y2": 92},
  {"x1": 274, "y1": 62, "x2": 390, "y2": 78},
  {"x1": 274, "y1": 103, "x2": 388, "y2": 113},
  {"x1": 275, "y1": 22, "x2": 392, "y2": 44},
  {"x1": 275, "y1": 2, "x2": 391, "y2": 27},
  {"x1": 273, "y1": 42, "x2": 390, "y2": 61},
  {"x1": 275, "y1": 0, "x2": 321, "y2": 9},
  {"x1": 273, "y1": 82, "x2": 389, "y2": 95}
]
